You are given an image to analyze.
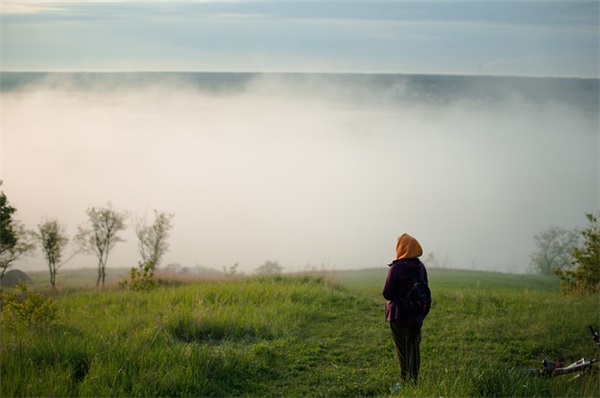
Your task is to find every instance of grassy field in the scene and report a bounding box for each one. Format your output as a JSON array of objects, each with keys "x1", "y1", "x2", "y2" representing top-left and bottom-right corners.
[{"x1": 1, "y1": 267, "x2": 598, "y2": 397}]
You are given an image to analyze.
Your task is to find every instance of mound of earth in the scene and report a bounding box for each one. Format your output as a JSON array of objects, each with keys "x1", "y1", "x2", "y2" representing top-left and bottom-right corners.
[{"x1": 1, "y1": 269, "x2": 33, "y2": 288}]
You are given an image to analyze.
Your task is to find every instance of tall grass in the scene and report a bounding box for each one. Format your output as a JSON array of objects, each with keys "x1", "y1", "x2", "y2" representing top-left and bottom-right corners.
[{"x1": 1, "y1": 269, "x2": 598, "y2": 397}]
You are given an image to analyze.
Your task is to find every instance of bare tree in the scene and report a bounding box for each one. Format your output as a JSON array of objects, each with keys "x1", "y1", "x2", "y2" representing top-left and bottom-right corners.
[
  {"x1": 0, "y1": 182, "x2": 35, "y2": 279},
  {"x1": 133, "y1": 210, "x2": 174, "y2": 270},
  {"x1": 424, "y1": 251, "x2": 451, "y2": 269},
  {"x1": 36, "y1": 219, "x2": 69, "y2": 288},
  {"x1": 223, "y1": 262, "x2": 239, "y2": 277},
  {"x1": 75, "y1": 203, "x2": 127, "y2": 287},
  {"x1": 530, "y1": 226, "x2": 580, "y2": 275}
]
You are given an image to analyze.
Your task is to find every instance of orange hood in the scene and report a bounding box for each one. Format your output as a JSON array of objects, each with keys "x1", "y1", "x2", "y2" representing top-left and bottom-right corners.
[{"x1": 395, "y1": 233, "x2": 423, "y2": 259}]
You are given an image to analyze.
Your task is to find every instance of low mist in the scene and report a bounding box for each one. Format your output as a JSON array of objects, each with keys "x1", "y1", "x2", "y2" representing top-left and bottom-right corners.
[{"x1": 2, "y1": 73, "x2": 598, "y2": 274}]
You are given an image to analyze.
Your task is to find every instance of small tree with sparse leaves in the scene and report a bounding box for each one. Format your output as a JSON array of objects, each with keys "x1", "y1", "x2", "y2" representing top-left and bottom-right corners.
[
  {"x1": 133, "y1": 210, "x2": 174, "y2": 270},
  {"x1": 35, "y1": 219, "x2": 69, "y2": 288},
  {"x1": 75, "y1": 203, "x2": 127, "y2": 287}
]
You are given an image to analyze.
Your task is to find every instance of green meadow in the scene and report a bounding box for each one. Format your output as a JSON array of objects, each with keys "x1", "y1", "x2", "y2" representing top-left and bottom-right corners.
[{"x1": 1, "y1": 268, "x2": 598, "y2": 397}]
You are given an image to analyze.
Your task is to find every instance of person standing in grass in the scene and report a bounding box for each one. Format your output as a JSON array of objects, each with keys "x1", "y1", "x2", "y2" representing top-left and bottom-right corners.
[{"x1": 382, "y1": 233, "x2": 430, "y2": 385}]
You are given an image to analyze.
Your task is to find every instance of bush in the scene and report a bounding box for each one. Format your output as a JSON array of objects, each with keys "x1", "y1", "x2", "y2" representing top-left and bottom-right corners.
[
  {"x1": 119, "y1": 261, "x2": 157, "y2": 291},
  {"x1": 556, "y1": 213, "x2": 600, "y2": 294},
  {"x1": 0, "y1": 283, "x2": 57, "y2": 330}
]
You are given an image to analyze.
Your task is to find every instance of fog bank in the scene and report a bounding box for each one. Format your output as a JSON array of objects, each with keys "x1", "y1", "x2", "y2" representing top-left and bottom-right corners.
[{"x1": 1, "y1": 73, "x2": 598, "y2": 274}]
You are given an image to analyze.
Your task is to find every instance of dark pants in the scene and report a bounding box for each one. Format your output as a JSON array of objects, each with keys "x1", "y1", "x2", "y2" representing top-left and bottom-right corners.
[{"x1": 389, "y1": 322, "x2": 422, "y2": 384}]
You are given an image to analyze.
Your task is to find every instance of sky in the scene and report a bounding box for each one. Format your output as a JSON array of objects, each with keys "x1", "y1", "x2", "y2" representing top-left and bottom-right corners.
[
  {"x1": 1, "y1": 0, "x2": 599, "y2": 77},
  {"x1": 0, "y1": 1, "x2": 599, "y2": 275}
]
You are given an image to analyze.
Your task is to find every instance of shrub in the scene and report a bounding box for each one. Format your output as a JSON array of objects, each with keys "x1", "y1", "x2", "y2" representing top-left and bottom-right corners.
[
  {"x1": 556, "y1": 213, "x2": 600, "y2": 294},
  {"x1": 0, "y1": 283, "x2": 57, "y2": 330},
  {"x1": 119, "y1": 261, "x2": 157, "y2": 291}
]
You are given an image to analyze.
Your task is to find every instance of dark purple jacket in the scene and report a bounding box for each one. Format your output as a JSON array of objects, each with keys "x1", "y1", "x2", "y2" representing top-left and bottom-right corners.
[{"x1": 382, "y1": 258, "x2": 428, "y2": 325}]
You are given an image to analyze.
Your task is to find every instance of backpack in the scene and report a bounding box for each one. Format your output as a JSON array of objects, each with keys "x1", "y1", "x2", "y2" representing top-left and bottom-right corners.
[{"x1": 401, "y1": 273, "x2": 431, "y2": 318}]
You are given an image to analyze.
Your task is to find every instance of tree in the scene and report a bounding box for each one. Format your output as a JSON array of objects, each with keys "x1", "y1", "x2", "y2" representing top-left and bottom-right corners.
[
  {"x1": 35, "y1": 219, "x2": 69, "y2": 288},
  {"x1": 0, "y1": 182, "x2": 34, "y2": 279},
  {"x1": 530, "y1": 226, "x2": 580, "y2": 275},
  {"x1": 424, "y1": 251, "x2": 451, "y2": 269},
  {"x1": 555, "y1": 212, "x2": 600, "y2": 293},
  {"x1": 75, "y1": 203, "x2": 127, "y2": 287},
  {"x1": 133, "y1": 210, "x2": 174, "y2": 270},
  {"x1": 223, "y1": 262, "x2": 240, "y2": 277},
  {"x1": 255, "y1": 260, "x2": 284, "y2": 275}
]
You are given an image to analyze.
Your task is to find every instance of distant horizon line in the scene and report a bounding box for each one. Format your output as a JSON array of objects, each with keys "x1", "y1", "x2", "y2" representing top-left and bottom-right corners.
[{"x1": 2, "y1": 70, "x2": 598, "y2": 80}]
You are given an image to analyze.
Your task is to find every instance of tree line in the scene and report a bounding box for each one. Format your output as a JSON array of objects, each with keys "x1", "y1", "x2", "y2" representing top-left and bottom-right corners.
[{"x1": 0, "y1": 182, "x2": 174, "y2": 288}]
